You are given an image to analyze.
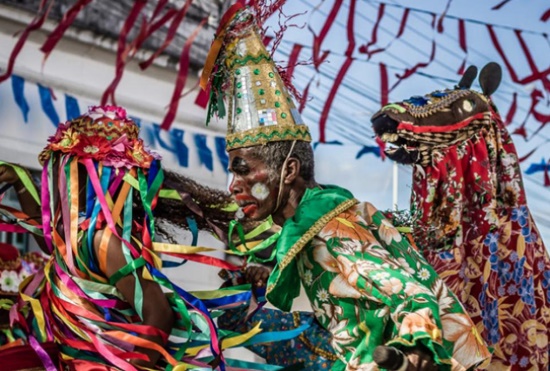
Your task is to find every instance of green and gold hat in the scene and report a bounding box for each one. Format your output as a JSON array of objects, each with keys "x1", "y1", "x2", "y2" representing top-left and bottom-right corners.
[{"x1": 201, "y1": 4, "x2": 311, "y2": 151}]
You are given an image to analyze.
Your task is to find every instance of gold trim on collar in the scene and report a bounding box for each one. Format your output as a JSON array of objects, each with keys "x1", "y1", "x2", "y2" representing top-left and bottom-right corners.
[{"x1": 266, "y1": 198, "x2": 358, "y2": 294}]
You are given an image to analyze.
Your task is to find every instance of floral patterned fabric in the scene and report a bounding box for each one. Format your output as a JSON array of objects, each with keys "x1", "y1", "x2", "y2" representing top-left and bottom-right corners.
[
  {"x1": 268, "y1": 186, "x2": 491, "y2": 370},
  {"x1": 410, "y1": 109, "x2": 550, "y2": 370}
]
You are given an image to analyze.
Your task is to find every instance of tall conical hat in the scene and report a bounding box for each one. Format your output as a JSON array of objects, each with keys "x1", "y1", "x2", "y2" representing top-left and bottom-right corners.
[{"x1": 201, "y1": 4, "x2": 311, "y2": 151}]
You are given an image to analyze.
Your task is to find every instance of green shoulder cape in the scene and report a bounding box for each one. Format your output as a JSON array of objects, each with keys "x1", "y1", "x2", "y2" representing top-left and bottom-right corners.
[{"x1": 265, "y1": 185, "x2": 358, "y2": 311}]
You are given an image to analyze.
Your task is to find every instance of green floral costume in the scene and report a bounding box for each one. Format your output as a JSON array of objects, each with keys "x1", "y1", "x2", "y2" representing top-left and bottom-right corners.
[{"x1": 266, "y1": 185, "x2": 491, "y2": 370}]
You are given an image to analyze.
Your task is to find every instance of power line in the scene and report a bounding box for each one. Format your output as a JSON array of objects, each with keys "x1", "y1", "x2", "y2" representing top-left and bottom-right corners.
[
  {"x1": 285, "y1": 0, "x2": 550, "y2": 140},
  {"x1": 362, "y1": 0, "x2": 550, "y2": 36}
]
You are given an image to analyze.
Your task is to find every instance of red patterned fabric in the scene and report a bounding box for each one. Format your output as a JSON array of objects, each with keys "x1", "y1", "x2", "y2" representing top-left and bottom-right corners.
[{"x1": 411, "y1": 108, "x2": 550, "y2": 370}]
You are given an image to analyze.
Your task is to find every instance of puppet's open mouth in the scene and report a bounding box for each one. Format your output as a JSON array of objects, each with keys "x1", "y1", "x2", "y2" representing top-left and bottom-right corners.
[{"x1": 372, "y1": 114, "x2": 420, "y2": 164}]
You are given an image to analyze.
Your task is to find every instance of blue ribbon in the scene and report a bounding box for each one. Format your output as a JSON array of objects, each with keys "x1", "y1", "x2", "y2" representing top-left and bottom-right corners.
[
  {"x1": 11, "y1": 75, "x2": 29, "y2": 122},
  {"x1": 194, "y1": 133, "x2": 213, "y2": 171},
  {"x1": 38, "y1": 83, "x2": 60, "y2": 127},
  {"x1": 186, "y1": 216, "x2": 198, "y2": 246},
  {"x1": 65, "y1": 94, "x2": 81, "y2": 120},
  {"x1": 147, "y1": 265, "x2": 225, "y2": 371}
]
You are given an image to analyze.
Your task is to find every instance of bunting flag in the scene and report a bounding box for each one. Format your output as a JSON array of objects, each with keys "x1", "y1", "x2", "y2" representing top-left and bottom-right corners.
[
  {"x1": 11, "y1": 75, "x2": 29, "y2": 122},
  {"x1": 1, "y1": 74, "x2": 229, "y2": 181},
  {"x1": 37, "y1": 84, "x2": 59, "y2": 127},
  {"x1": 355, "y1": 145, "x2": 381, "y2": 159},
  {"x1": 0, "y1": 1, "x2": 547, "y2": 187},
  {"x1": 525, "y1": 158, "x2": 550, "y2": 186}
]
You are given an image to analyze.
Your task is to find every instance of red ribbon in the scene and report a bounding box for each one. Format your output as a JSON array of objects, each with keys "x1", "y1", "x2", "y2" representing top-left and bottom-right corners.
[
  {"x1": 132, "y1": 2, "x2": 177, "y2": 55},
  {"x1": 298, "y1": 77, "x2": 312, "y2": 113},
  {"x1": 457, "y1": 19, "x2": 467, "y2": 74},
  {"x1": 504, "y1": 92, "x2": 517, "y2": 126},
  {"x1": 358, "y1": 3, "x2": 384, "y2": 59},
  {"x1": 163, "y1": 252, "x2": 241, "y2": 271},
  {"x1": 310, "y1": 0, "x2": 342, "y2": 70},
  {"x1": 101, "y1": 0, "x2": 148, "y2": 105},
  {"x1": 0, "y1": 0, "x2": 53, "y2": 83},
  {"x1": 286, "y1": 43, "x2": 303, "y2": 82},
  {"x1": 488, "y1": 25, "x2": 550, "y2": 87},
  {"x1": 389, "y1": 13, "x2": 437, "y2": 91},
  {"x1": 542, "y1": 9, "x2": 550, "y2": 22},
  {"x1": 161, "y1": 17, "x2": 208, "y2": 131},
  {"x1": 492, "y1": 0, "x2": 512, "y2": 10},
  {"x1": 194, "y1": 85, "x2": 210, "y2": 109},
  {"x1": 380, "y1": 62, "x2": 389, "y2": 107},
  {"x1": 138, "y1": 0, "x2": 193, "y2": 71},
  {"x1": 436, "y1": 0, "x2": 453, "y2": 33},
  {"x1": 318, "y1": 0, "x2": 355, "y2": 143},
  {"x1": 40, "y1": 0, "x2": 93, "y2": 60}
]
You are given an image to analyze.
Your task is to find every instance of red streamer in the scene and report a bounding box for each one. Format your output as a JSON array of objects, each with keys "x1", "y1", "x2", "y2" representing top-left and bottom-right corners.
[
  {"x1": 138, "y1": 0, "x2": 193, "y2": 71},
  {"x1": 376, "y1": 137, "x2": 386, "y2": 161},
  {"x1": 358, "y1": 3, "x2": 384, "y2": 59},
  {"x1": 318, "y1": 0, "x2": 356, "y2": 143},
  {"x1": 492, "y1": 0, "x2": 512, "y2": 10},
  {"x1": 518, "y1": 147, "x2": 537, "y2": 163},
  {"x1": 40, "y1": 0, "x2": 93, "y2": 60},
  {"x1": 528, "y1": 89, "x2": 550, "y2": 138},
  {"x1": 298, "y1": 77, "x2": 312, "y2": 113},
  {"x1": 131, "y1": 2, "x2": 177, "y2": 55},
  {"x1": 542, "y1": 9, "x2": 550, "y2": 22},
  {"x1": 436, "y1": 0, "x2": 453, "y2": 33},
  {"x1": 194, "y1": 85, "x2": 210, "y2": 109},
  {"x1": 310, "y1": 0, "x2": 342, "y2": 70},
  {"x1": 391, "y1": 40, "x2": 436, "y2": 91},
  {"x1": 380, "y1": 62, "x2": 389, "y2": 106},
  {"x1": 101, "y1": 0, "x2": 148, "y2": 105},
  {"x1": 286, "y1": 43, "x2": 303, "y2": 81},
  {"x1": 161, "y1": 18, "x2": 208, "y2": 131},
  {"x1": 512, "y1": 123, "x2": 527, "y2": 140},
  {"x1": 504, "y1": 92, "x2": 517, "y2": 126},
  {"x1": 390, "y1": 13, "x2": 437, "y2": 91},
  {"x1": 457, "y1": 19, "x2": 467, "y2": 74},
  {"x1": 487, "y1": 25, "x2": 550, "y2": 87},
  {"x1": 0, "y1": 0, "x2": 53, "y2": 83}
]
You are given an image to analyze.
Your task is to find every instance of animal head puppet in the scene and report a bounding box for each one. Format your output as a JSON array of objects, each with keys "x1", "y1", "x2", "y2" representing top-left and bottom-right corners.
[
  {"x1": 370, "y1": 62, "x2": 533, "y2": 250},
  {"x1": 371, "y1": 62, "x2": 502, "y2": 166},
  {"x1": 371, "y1": 63, "x2": 550, "y2": 370}
]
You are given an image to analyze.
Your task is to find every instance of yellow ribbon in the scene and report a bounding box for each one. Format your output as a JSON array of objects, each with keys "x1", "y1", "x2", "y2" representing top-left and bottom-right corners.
[{"x1": 185, "y1": 321, "x2": 263, "y2": 356}]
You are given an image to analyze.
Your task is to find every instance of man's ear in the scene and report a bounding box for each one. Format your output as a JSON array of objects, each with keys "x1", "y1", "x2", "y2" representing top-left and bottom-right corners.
[{"x1": 283, "y1": 158, "x2": 300, "y2": 184}]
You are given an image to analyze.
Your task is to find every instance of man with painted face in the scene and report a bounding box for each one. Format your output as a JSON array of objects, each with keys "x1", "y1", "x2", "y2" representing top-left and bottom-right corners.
[{"x1": 202, "y1": 4, "x2": 491, "y2": 371}]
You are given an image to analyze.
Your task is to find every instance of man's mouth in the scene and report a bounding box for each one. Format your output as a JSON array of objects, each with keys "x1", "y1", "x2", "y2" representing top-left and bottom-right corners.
[
  {"x1": 242, "y1": 203, "x2": 258, "y2": 216},
  {"x1": 236, "y1": 198, "x2": 258, "y2": 217}
]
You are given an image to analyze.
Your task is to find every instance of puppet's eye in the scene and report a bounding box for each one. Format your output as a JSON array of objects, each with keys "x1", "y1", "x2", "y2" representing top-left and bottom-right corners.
[{"x1": 462, "y1": 99, "x2": 475, "y2": 112}]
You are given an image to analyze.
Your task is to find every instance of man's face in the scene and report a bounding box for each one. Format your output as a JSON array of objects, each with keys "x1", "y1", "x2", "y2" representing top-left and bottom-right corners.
[{"x1": 228, "y1": 147, "x2": 279, "y2": 221}]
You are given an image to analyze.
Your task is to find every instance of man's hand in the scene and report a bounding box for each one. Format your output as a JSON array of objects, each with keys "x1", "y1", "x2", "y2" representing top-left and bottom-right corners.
[
  {"x1": 0, "y1": 165, "x2": 19, "y2": 185},
  {"x1": 244, "y1": 264, "x2": 271, "y2": 289},
  {"x1": 403, "y1": 345, "x2": 437, "y2": 371},
  {"x1": 374, "y1": 345, "x2": 438, "y2": 371}
]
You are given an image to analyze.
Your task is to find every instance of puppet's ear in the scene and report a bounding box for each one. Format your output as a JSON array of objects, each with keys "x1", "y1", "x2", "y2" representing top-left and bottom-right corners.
[
  {"x1": 456, "y1": 65, "x2": 478, "y2": 89},
  {"x1": 479, "y1": 62, "x2": 502, "y2": 96}
]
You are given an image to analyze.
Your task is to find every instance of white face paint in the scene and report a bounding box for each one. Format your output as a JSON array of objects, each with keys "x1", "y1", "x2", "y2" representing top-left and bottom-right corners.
[{"x1": 251, "y1": 182, "x2": 269, "y2": 201}]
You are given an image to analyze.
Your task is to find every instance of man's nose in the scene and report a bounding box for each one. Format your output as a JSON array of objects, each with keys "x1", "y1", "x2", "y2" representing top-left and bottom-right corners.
[{"x1": 228, "y1": 176, "x2": 241, "y2": 194}]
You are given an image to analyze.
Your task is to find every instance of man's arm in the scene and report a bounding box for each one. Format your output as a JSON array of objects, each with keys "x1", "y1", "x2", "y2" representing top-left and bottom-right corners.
[
  {"x1": 94, "y1": 230, "x2": 175, "y2": 368},
  {"x1": 0, "y1": 164, "x2": 48, "y2": 253}
]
